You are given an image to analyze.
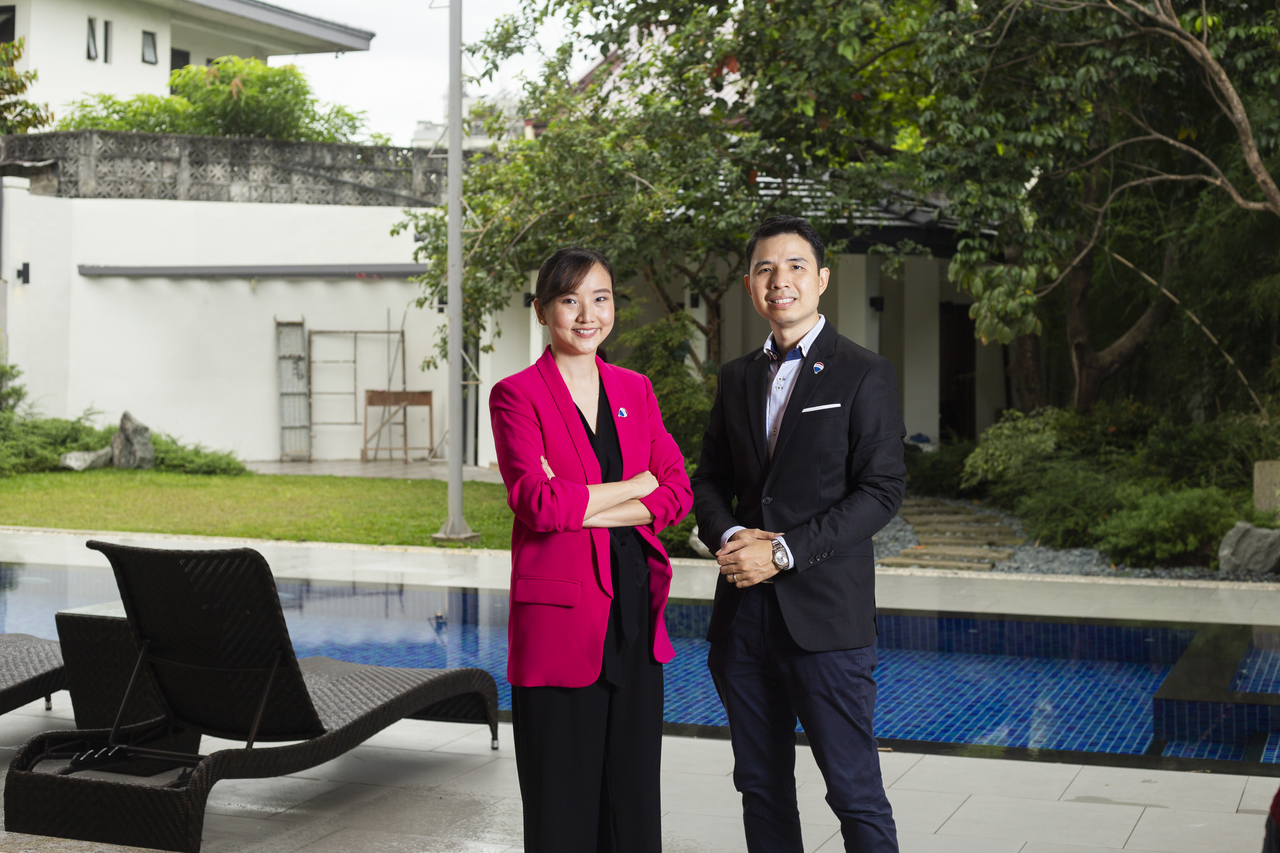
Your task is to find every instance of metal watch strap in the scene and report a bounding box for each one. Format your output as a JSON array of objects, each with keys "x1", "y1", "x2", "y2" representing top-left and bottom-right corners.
[{"x1": 772, "y1": 538, "x2": 791, "y2": 571}]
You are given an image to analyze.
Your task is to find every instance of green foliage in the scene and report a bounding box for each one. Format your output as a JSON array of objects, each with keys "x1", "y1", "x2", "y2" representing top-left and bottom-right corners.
[
  {"x1": 59, "y1": 57, "x2": 367, "y2": 142},
  {"x1": 1095, "y1": 486, "x2": 1240, "y2": 567},
  {"x1": 0, "y1": 412, "x2": 247, "y2": 477},
  {"x1": 904, "y1": 441, "x2": 975, "y2": 499},
  {"x1": 999, "y1": 459, "x2": 1129, "y2": 549},
  {"x1": 151, "y1": 434, "x2": 249, "y2": 476},
  {"x1": 617, "y1": 313, "x2": 713, "y2": 462},
  {"x1": 658, "y1": 513, "x2": 699, "y2": 560},
  {"x1": 1, "y1": 38, "x2": 52, "y2": 134},
  {"x1": 961, "y1": 409, "x2": 1066, "y2": 488},
  {"x1": 0, "y1": 412, "x2": 113, "y2": 478},
  {"x1": 0, "y1": 351, "x2": 27, "y2": 413},
  {"x1": 399, "y1": 11, "x2": 899, "y2": 370}
]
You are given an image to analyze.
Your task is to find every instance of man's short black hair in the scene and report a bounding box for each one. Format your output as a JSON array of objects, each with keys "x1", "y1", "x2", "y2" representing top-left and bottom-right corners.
[{"x1": 745, "y1": 215, "x2": 826, "y2": 270}]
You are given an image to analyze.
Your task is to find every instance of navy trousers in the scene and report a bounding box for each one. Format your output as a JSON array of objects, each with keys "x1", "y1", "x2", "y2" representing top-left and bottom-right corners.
[{"x1": 708, "y1": 584, "x2": 898, "y2": 853}]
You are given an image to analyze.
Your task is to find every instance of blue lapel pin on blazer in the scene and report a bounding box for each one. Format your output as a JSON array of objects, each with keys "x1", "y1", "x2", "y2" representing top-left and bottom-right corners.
[
  {"x1": 618, "y1": 407, "x2": 628, "y2": 418},
  {"x1": 813, "y1": 362, "x2": 825, "y2": 375}
]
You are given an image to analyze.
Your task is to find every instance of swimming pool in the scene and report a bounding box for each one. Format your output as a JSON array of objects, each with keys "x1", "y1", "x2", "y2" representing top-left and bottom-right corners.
[{"x1": 4, "y1": 562, "x2": 1277, "y2": 769}]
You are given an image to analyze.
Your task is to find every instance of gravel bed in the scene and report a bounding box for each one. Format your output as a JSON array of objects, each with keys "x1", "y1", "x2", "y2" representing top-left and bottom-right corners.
[{"x1": 885, "y1": 496, "x2": 1272, "y2": 583}]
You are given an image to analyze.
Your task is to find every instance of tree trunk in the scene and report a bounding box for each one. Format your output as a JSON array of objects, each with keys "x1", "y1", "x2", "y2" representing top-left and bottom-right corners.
[
  {"x1": 1066, "y1": 240, "x2": 1173, "y2": 412},
  {"x1": 704, "y1": 293, "x2": 722, "y2": 368},
  {"x1": 1008, "y1": 334, "x2": 1046, "y2": 411}
]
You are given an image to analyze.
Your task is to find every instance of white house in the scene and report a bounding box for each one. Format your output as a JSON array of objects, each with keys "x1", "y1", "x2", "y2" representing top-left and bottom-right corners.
[{"x1": 4, "y1": 0, "x2": 371, "y2": 117}]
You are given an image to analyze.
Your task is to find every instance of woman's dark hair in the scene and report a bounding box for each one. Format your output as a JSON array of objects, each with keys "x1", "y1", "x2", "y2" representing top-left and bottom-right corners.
[
  {"x1": 535, "y1": 247, "x2": 615, "y2": 306},
  {"x1": 745, "y1": 215, "x2": 826, "y2": 268}
]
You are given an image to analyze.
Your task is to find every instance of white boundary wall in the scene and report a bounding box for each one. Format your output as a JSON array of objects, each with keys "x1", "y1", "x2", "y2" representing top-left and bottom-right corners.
[{"x1": 1, "y1": 177, "x2": 447, "y2": 461}]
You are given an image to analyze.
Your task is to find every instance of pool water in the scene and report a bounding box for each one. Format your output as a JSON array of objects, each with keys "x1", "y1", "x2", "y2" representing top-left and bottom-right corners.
[{"x1": 0, "y1": 563, "x2": 1261, "y2": 762}]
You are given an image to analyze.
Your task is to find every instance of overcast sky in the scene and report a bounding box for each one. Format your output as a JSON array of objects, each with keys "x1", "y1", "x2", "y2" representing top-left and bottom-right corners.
[{"x1": 268, "y1": 0, "x2": 582, "y2": 145}]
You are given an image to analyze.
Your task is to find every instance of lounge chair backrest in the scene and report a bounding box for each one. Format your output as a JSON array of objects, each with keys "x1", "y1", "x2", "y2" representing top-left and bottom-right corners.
[{"x1": 87, "y1": 541, "x2": 326, "y2": 742}]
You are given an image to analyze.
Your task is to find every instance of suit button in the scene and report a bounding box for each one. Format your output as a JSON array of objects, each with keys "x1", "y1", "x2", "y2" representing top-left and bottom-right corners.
[{"x1": 761, "y1": 497, "x2": 772, "y2": 505}]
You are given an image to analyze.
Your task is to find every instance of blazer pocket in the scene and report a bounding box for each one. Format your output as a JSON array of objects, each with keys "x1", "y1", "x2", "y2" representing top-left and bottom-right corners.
[
  {"x1": 513, "y1": 576, "x2": 582, "y2": 607},
  {"x1": 801, "y1": 403, "x2": 843, "y2": 421}
]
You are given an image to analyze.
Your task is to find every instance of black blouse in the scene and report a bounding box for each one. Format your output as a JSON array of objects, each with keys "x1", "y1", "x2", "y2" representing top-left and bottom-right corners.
[{"x1": 577, "y1": 380, "x2": 651, "y2": 687}]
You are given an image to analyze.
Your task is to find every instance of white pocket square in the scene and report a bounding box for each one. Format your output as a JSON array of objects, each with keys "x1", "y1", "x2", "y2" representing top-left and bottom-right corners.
[{"x1": 801, "y1": 403, "x2": 840, "y2": 413}]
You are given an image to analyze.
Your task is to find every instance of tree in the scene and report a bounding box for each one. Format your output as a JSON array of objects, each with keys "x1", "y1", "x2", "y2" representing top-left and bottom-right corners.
[
  {"x1": 566, "y1": 0, "x2": 1280, "y2": 412},
  {"x1": 915, "y1": 1, "x2": 1280, "y2": 410},
  {"x1": 0, "y1": 38, "x2": 52, "y2": 134},
  {"x1": 58, "y1": 56, "x2": 368, "y2": 143},
  {"x1": 396, "y1": 33, "x2": 880, "y2": 374}
]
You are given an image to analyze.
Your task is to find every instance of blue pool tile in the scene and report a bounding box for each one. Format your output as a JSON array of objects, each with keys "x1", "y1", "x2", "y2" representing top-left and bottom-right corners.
[
  {"x1": 1233, "y1": 648, "x2": 1280, "y2": 694},
  {"x1": 0, "y1": 564, "x2": 1212, "y2": 759},
  {"x1": 1162, "y1": 739, "x2": 1246, "y2": 761},
  {"x1": 1262, "y1": 734, "x2": 1280, "y2": 764}
]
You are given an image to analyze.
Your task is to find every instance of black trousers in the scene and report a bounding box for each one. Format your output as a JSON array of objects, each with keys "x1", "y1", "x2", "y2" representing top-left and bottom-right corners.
[
  {"x1": 709, "y1": 584, "x2": 897, "y2": 853},
  {"x1": 511, "y1": 627, "x2": 664, "y2": 853}
]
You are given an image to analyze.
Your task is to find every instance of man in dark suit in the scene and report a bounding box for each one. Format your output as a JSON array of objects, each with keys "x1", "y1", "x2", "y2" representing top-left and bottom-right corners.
[{"x1": 692, "y1": 215, "x2": 906, "y2": 852}]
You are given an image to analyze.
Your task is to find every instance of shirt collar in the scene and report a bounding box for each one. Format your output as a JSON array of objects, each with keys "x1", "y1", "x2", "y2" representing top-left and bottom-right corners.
[{"x1": 763, "y1": 314, "x2": 826, "y2": 362}]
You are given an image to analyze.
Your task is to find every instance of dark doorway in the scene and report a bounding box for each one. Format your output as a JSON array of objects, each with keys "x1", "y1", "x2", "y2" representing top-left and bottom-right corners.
[
  {"x1": 170, "y1": 48, "x2": 190, "y2": 72},
  {"x1": 940, "y1": 302, "x2": 977, "y2": 441},
  {"x1": 1, "y1": 7, "x2": 16, "y2": 45}
]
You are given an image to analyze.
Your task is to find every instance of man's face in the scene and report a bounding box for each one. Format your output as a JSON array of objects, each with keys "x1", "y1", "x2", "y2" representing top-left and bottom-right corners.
[{"x1": 744, "y1": 232, "x2": 830, "y2": 335}]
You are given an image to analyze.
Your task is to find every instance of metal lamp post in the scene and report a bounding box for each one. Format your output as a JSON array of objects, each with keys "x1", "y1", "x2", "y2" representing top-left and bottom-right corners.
[{"x1": 433, "y1": 0, "x2": 477, "y2": 543}]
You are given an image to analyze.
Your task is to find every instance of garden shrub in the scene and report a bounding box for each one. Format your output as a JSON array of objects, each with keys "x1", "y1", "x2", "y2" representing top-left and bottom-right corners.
[
  {"x1": 961, "y1": 408, "x2": 1066, "y2": 488},
  {"x1": 999, "y1": 459, "x2": 1129, "y2": 549},
  {"x1": 658, "y1": 513, "x2": 699, "y2": 560},
  {"x1": 905, "y1": 441, "x2": 976, "y2": 498},
  {"x1": 1141, "y1": 413, "x2": 1280, "y2": 490},
  {"x1": 0, "y1": 411, "x2": 247, "y2": 476},
  {"x1": 0, "y1": 412, "x2": 113, "y2": 477},
  {"x1": 152, "y1": 434, "x2": 249, "y2": 476},
  {"x1": 1094, "y1": 486, "x2": 1239, "y2": 567}
]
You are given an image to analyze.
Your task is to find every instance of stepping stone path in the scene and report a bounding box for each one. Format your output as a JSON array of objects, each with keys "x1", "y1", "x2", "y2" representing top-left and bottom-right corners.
[{"x1": 878, "y1": 498, "x2": 1023, "y2": 571}]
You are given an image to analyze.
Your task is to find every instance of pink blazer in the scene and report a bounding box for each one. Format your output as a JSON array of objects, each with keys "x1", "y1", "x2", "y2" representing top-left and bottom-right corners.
[{"x1": 490, "y1": 348, "x2": 693, "y2": 688}]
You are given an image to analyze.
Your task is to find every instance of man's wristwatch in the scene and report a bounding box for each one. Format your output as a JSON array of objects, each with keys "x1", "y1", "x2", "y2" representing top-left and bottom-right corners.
[{"x1": 772, "y1": 538, "x2": 792, "y2": 571}]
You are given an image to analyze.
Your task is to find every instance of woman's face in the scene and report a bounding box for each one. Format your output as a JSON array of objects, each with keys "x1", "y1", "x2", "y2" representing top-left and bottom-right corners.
[{"x1": 537, "y1": 263, "x2": 615, "y2": 358}]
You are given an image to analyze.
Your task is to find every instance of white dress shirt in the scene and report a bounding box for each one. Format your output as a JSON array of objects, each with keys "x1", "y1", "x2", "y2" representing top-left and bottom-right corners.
[{"x1": 720, "y1": 315, "x2": 827, "y2": 565}]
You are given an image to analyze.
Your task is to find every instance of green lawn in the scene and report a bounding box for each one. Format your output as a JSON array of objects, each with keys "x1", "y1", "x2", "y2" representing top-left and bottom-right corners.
[{"x1": 0, "y1": 470, "x2": 515, "y2": 550}]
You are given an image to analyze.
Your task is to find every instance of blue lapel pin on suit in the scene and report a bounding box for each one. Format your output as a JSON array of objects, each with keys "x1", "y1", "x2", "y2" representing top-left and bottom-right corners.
[
  {"x1": 618, "y1": 408, "x2": 628, "y2": 418},
  {"x1": 813, "y1": 362, "x2": 825, "y2": 374}
]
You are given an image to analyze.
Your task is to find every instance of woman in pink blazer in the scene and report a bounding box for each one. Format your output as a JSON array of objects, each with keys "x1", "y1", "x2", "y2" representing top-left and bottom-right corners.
[{"x1": 490, "y1": 247, "x2": 692, "y2": 853}]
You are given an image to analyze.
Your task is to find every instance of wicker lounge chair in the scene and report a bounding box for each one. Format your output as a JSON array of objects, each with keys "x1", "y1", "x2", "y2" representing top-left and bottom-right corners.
[
  {"x1": 4, "y1": 541, "x2": 500, "y2": 853},
  {"x1": 0, "y1": 633, "x2": 65, "y2": 715}
]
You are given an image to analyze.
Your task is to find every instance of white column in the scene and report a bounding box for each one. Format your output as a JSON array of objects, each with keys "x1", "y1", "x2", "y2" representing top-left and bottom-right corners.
[
  {"x1": 834, "y1": 253, "x2": 881, "y2": 350},
  {"x1": 901, "y1": 257, "x2": 939, "y2": 442}
]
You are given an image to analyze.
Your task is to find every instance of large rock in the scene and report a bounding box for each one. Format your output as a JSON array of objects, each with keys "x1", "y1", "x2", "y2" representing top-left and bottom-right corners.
[
  {"x1": 59, "y1": 446, "x2": 112, "y2": 471},
  {"x1": 1219, "y1": 522, "x2": 1280, "y2": 574},
  {"x1": 111, "y1": 411, "x2": 155, "y2": 470}
]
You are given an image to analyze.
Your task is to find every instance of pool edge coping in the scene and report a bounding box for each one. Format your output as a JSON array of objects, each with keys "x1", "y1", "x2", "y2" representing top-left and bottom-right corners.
[{"x1": 2, "y1": 524, "x2": 1279, "y2": 592}]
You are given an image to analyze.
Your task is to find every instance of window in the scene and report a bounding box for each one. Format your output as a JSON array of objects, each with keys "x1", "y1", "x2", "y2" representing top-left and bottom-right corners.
[
  {"x1": 141, "y1": 30, "x2": 157, "y2": 64},
  {"x1": 102, "y1": 20, "x2": 111, "y2": 62},
  {"x1": 169, "y1": 48, "x2": 189, "y2": 93},
  {"x1": 86, "y1": 18, "x2": 97, "y2": 60},
  {"x1": 1, "y1": 7, "x2": 16, "y2": 45}
]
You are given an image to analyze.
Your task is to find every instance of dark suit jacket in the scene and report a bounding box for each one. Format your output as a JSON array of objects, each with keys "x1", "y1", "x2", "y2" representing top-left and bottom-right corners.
[{"x1": 691, "y1": 320, "x2": 907, "y2": 651}]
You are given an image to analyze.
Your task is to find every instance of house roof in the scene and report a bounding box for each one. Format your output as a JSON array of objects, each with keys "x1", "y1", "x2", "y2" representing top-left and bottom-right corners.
[{"x1": 157, "y1": 0, "x2": 374, "y2": 54}]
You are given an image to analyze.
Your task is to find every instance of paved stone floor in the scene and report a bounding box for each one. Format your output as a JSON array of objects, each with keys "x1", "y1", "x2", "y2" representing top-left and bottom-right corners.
[
  {"x1": 1, "y1": 528, "x2": 1277, "y2": 851},
  {"x1": 0, "y1": 693, "x2": 1269, "y2": 853}
]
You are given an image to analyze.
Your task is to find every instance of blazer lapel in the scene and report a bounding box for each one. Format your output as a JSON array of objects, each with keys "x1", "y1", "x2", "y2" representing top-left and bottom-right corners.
[
  {"x1": 598, "y1": 359, "x2": 638, "y2": 475},
  {"x1": 534, "y1": 347, "x2": 600, "y2": 484},
  {"x1": 743, "y1": 349, "x2": 770, "y2": 472},
  {"x1": 766, "y1": 322, "x2": 835, "y2": 477}
]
